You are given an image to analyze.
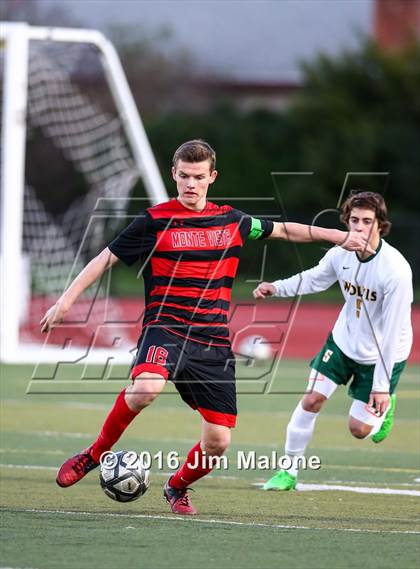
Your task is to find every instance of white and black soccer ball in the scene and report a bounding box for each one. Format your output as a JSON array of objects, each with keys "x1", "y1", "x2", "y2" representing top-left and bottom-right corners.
[
  {"x1": 99, "y1": 450, "x2": 150, "y2": 502},
  {"x1": 238, "y1": 335, "x2": 272, "y2": 362}
]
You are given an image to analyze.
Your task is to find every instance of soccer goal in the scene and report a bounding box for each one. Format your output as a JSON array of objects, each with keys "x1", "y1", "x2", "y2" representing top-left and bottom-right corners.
[{"x1": 0, "y1": 22, "x2": 168, "y2": 365}]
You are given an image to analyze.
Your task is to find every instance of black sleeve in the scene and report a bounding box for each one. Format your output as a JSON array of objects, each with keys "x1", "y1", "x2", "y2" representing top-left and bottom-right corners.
[
  {"x1": 108, "y1": 211, "x2": 155, "y2": 266},
  {"x1": 231, "y1": 209, "x2": 274, "y2": 241}
]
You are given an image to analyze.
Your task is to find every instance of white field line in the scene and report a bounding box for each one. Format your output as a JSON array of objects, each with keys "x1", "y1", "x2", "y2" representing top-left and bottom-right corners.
[
  {"x1": 3, "y1": 442, "x2": 419, "y2": 474},
  {"x1": 4, "y1": 459, "x2": 418, "y2": 487},
  {"x1": 10, "y1": 403, "x2": 420, "y2": 425},
  {"x1": 0, "y1": 566, "x2": 38, "y2": 569},
  {"x1": 0, "y1": 448, "x2": 64, "y2": 455},
  {"x1": 4, "y1": 398, "x2": 419, "y2": 423},
  {"x1": 27, "y1": 433, "x2": 198, "y2": 446},
  {"x1": 0, "y1": 464, "x2": 56, "y2": 471},
  {"x1": 1, "y1": 506, "x2": 419, "y2": 535},
  {"x1": 2, "y1": 426, "x2": 420, "y2": 458},
  {"x1": 1, "y1": 454, "x2": 419, "y2": 476},
  {"x1": 252, "y1": 482, "x2": 420, "y2": 496},
  {"x1": 1, "y1": 463, "x2": 420, "y2": 495},
  {"x1": 19, "y1": 430, "x2": 94, "y2": 439}
]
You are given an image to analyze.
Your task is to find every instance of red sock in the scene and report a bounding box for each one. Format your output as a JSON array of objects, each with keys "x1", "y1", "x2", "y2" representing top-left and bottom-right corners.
[
  {"x1": 90, "y1": 389, "x2": 139, "y2": 462},
  {"x1": 170, "y1": 442, "x2": 213, "y2": 489}
]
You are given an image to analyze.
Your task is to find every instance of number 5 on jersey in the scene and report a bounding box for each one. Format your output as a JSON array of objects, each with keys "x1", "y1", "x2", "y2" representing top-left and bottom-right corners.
[
  {"x1": 322, "y1": 349, "x2": 334, "y2": 363},
  {"x1": 146, "y1": 345, "x2": 169, "y2": 365}
]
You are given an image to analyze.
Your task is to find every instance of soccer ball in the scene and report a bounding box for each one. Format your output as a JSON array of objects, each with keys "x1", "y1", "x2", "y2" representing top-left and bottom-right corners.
[
  {"x1": 99, "y1": 450, "x2": 150, "y2": 502},
  {"x1": 238, "y1": 335, "x2": 272, "y2": 362}
]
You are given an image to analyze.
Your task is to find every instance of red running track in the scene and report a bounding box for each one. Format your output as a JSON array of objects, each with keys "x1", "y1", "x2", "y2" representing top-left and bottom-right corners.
[
  {"x1": 233, "y1": 302, "x2": 419, "y2": 363},
  {"x1": 26, "y1": 298, "x2": 419, "y2": 363}
]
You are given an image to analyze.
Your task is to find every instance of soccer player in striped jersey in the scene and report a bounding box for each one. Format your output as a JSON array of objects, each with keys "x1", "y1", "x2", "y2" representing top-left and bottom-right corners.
[
  {"x1": 254, "y1": 191, "x2": 413, "y2": 491},
  {"x1": 41, "y1": 140, "x2": 373, "y2": 514}
]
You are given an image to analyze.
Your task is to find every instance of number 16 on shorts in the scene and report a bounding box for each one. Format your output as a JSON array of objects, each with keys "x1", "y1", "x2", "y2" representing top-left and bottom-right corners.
[{"x1": 146, "y1": 345, "x2": 169, "y2": 365}]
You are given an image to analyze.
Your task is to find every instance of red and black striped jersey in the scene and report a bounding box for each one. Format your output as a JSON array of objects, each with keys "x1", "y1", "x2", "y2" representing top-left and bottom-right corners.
[{"x1": 108, "y1": 198, "x2": 273, "y2": 346}]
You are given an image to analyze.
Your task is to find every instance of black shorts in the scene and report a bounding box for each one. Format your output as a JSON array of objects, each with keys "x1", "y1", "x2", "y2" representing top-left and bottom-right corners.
[{"x1": 131, "y1": 327, "x2": 237, "y2": 427}]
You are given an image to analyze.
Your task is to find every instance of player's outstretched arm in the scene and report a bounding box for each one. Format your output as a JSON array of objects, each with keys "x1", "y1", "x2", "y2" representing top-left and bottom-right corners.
[
  {"x1": 253, "y1": 245, "x2": 339, "y2": 301},
  {"x1": 253, "y1": 282, "x2": 276, "y2": 299},
  {"x1": 269, "y1": 222, "x2": 374, "y2": 254},
  {"x1": 40, "y1": 247, "x2": 119, "y2": 333}
]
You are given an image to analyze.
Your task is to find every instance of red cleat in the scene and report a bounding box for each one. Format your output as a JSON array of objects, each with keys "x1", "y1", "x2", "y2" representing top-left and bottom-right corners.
[
  {"x1": 56, "y1": 447, "x2": 99, "y2": 488},
  {"x1": 163, "y1": 477, "x2": 197, "y2": 515}
]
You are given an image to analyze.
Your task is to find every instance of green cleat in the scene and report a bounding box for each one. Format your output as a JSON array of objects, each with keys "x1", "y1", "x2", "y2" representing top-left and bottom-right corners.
[
  {"x1": 262, "y1": 470, "x2": 297, "y2": 491},
  {"x1": 372, "y1": 394, "x2": 396, "y2": 444}
]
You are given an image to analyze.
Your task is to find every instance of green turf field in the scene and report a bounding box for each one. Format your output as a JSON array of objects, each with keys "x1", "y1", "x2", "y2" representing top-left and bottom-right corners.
[{"x1": 1, "y1": 361, "x2": 419, "y2": 569}]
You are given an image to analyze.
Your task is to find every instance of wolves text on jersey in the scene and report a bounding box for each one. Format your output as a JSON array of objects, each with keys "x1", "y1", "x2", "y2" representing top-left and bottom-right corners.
[{"x1": 343, "y1": 280, "x2": 377, "y2": 302}]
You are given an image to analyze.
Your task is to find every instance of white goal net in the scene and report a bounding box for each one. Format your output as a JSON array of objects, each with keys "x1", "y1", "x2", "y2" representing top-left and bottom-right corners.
[{"x1": 0, "y1": 23, "x2": 167, "y2": 364}]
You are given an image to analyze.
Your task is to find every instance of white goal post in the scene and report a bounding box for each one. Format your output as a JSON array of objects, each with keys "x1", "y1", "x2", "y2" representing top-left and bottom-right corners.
[{"x1": 0, "y1": 22, "x2": 168, "y2": 365}]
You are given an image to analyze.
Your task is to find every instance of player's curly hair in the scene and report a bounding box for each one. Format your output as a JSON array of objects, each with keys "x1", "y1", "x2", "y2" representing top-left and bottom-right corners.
[
  {"x1": 340, "y1": 190, "x2": 392, "y2": 236},
  {"x1": 172, "y1": 139, "x2": 216, "y2": 171}
]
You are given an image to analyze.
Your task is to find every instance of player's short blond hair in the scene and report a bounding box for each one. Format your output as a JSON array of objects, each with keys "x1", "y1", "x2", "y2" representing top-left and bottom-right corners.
[
  {"x1": 172, "y1": 140, "x2": 216, "y2": 172},
  {"x1": 340, "y1": 190, "x2": 392, "y2": 236}
]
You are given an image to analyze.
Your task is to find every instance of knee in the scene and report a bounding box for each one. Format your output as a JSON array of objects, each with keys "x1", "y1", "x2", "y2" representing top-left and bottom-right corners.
[
  {"x1": 302, "y1": 392, "x2": 326, "y2": 413},
  {"x1": 125, "y1": 375, "x2": 163, "y2": 411},
  {"x1": 349, "y1": 422, "x2": 372, "y2": 439},
  {"x1": 125, "y1": 388, "x2": 156, "y2": 411},
  {"x1": 202, "y1": 433, "x2": 231, "y2": 456}
]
